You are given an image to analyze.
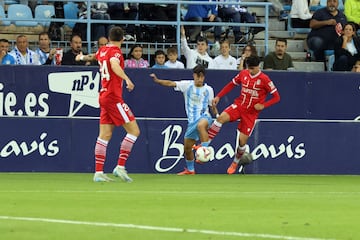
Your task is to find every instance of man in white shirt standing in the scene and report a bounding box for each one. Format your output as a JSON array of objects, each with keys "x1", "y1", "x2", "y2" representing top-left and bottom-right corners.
[
  {"x1": 181, "y1": 26, "x2": 214, "y2": 69},
  {"x1": 9, "y1": 35, "x2": 41, "y2": 65}
]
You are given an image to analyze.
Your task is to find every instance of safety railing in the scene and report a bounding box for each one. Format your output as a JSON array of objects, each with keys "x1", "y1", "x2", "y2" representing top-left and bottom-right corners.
[{"x1": 3, "y1": 0, "x2": 272, "y2": 57}]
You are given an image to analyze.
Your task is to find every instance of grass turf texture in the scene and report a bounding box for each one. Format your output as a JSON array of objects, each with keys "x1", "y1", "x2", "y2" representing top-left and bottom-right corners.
[{"x1": 0, "y1": 173, "x2": 359, "y2": 240}]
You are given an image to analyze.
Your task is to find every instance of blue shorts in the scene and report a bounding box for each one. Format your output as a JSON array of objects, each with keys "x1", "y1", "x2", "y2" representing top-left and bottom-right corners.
[{"x1": 184, "y1": 116, "x2": 213, "y2": 141}]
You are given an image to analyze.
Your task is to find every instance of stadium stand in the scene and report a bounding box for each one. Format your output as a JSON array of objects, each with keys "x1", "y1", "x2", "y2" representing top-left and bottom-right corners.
[
  {"x1": 7, "y1": 4, "x2": 38, "y2": 26},
  {"x1": 35, "y1": 4, "x2": 55, "y2": 27}
]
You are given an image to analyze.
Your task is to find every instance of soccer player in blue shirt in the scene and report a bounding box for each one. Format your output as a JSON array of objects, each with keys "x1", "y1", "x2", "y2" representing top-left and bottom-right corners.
[{"x1": 150, "y1": 64, "x2": 218, "y2": 175}]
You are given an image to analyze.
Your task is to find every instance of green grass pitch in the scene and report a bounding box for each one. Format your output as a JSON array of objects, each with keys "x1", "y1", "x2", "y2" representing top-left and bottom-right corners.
[{"x1": 0, "y1": 173, "x2": 359, "y2": 240}]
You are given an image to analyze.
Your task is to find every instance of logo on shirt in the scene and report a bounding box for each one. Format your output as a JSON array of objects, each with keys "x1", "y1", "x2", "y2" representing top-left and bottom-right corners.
[{"x1": 48, "y1": 71, "x2": 100, "y2": 116}]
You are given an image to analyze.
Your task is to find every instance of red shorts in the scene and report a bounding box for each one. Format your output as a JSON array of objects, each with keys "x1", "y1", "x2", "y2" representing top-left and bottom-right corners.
[
  {"x1": 99, "y1": 99, "x2": 135, "y2": 126},
  {"x1": 223, "y1": 103, "x2": 258, "y2": 136}
]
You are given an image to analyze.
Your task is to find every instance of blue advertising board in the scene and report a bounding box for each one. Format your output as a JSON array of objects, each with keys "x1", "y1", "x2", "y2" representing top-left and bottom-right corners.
[{"x1": 0, "y1": 65, "x2": 359, "y2": 174}]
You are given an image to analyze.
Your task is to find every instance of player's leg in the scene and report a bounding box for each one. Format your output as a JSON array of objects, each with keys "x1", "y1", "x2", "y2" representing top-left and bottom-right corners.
[
  {"x1": 208, "y1": 104, "x2": 238, "y2": 141},
  {"x1": 94, "y1": 123, "x2": 115, "y2": 182},
  {"x1": 227, "y1": 132, "x2": 249, "y2": 174},
  {"x1": 113, "y1": 120, "x2": 140, "y2": 183},
  {"x1": 227, "y1": 113, "x2": 256, "y2": 174},
  {"x1": 178, "y1": 138, "x2": 197, "y2": 175},
  {"x1": 197, "y1": 117, "x2": 212, "y2": 147}
]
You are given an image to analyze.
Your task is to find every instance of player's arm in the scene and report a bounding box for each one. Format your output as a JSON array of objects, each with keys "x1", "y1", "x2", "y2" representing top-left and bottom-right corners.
[
  {"x1": 212, "y1": 81, "x2": 236, "y2": 107},
  {"x1": 75, "y1": 52, "x2": 96, "y2": 62},
  {"x1": 149, "y1": 73, "x2": 176, "y2": 87},
  {"x1": 254, "y1": 90, "x2": 280, "y2": 111},
  {"x1": 111, "y1": 58, "x2": 134, "y2": 91}
]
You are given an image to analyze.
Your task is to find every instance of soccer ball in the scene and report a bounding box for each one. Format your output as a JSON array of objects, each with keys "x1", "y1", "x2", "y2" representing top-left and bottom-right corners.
[
  {"x1": 239, "y1": 152, "x2": 253, "y2": 165},
  {"x1": 195, "y1": 146, "x2": 211, "y2": 163}
]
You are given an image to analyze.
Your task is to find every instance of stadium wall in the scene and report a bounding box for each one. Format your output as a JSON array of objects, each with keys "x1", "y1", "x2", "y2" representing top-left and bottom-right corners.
[{"x1": 0, "y1": 66, "x2": 359, "y2": 174}]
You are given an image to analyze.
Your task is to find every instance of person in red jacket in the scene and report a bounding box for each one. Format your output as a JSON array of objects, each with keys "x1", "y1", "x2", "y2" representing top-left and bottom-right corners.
[{"x1": 207, "y1": 55, "x2": 281, "y2": 174}]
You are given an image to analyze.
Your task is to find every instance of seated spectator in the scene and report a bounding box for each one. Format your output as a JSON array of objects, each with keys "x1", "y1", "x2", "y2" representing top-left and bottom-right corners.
[
  {"x1": 237, "y1": 44, "x2": 258, "y2": 70},
  {"x1": 76, "y1": 2, "x2": 110, "y2": 41},
  {"x1": 97, "y1": 36, "x2": 108, "y2": 48},
  {"x1": 62, "y1": 34, "x2": 90, "y2": 65},
  {"x1": 218, "y1": 0, "x2": 262, "y2": 44},
  {"x1": 183, "y1": 0, "x2": 222, "y2": 48},
  {"x1": 352, "y1": 59, "x2": 360, "y2": 72},
  {"x1": 0, "y1": 39, "x2": 15, "y2": 65},
  {"x1": 9, "y1": 35, "x2": 41, "y2": 65},
  {"x1": 268, "y1": 0, "x2": 289, "y2": 21},
  {"x1": 307, "y1": 0, "x2": 347, "y2": 61},
  {"x1": 333, "y1": 23, "x2": 360, "y2": 71},
  {"x1": 107, "y1": 2, "x2": 138, "y2": 40},
  {"x1": 290, "y1": 0, "x2": 312, "y2": 28},
  {"x1": 150, "y1": 4, "x2": 177, "y2": 42},
  {"x1": 344, "y1": 0, "x2": 360, "y2": 31},
  {"x1": 152, "y1": 50, "x2": 169, "y2": 68},
  {"x1": 165, "y1": 46, "x2": 185, "y2": 69},
  {"x1": 35, "y1": 32, "x2": 57, "y2": 65},
  {"x1": 263, "y1": 38, "x2": 294, "y2": 70},
  {"x1": 209, "y1": 39, "x2": 237, "y2": 70},
  {"x1": 125, "y1": 44, "x2": 149, "y2": 68},
  {"x1": 180, "y1": 26, "x2": 214, "y2": 69}
]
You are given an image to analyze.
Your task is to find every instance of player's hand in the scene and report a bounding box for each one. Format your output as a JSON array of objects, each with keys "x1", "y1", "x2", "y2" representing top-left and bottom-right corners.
[
  {"x1": 212, "y1": 96, "x2": 220, "y2": 107},
  {"x1": 149, "y1": 73, "x2": 158, "y2": 81},
  {"x1": 254, "y1": 103, "x2": 264, "y2": 111},
  {"x1": 125, "y1": 79, "x2": 135, "y2": 92}
]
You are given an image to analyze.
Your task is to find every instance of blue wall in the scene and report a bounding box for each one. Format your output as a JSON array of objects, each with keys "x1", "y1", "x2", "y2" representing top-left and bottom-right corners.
[{"x1": 0, "y1": 66, "x2": 359, "y2": 174}]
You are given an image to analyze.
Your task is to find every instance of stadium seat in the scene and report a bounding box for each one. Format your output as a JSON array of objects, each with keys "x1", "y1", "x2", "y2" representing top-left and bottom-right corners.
[
  {"x1": 287, "y1": 16, "x2": 311, "y2": 38},
  {"x1": 63, "y1": 2, "x2": 78, "y2": 28},
  {"x1": 35, "y1": 4, "x2": 55, "y2": 27},
  {"x1": 7, "y1": 4, "x2": 38, "y2": 27},
  {"x1": 0, "y1": 5, "x2": 11, "y2": 26}
]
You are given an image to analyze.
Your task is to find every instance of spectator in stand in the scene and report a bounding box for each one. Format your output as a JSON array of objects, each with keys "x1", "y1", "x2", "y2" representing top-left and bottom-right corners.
[
  {"x1": 0, "y1": 39, "x2": 15, "y2": 65},
  {"x1": 290, "y1": 0, "x2": 313, "y2": 28},
  {"x1": 209, "y1": 39, "x2": 237, "y2": 70},
  {"x1": 165, "y1": 46, "x2": 185, "y2": 69},
  {"x1": 152, "y1": 50, "x2": 169, "y2": 68},
  {"x1": 9, "y1": 35, "x2": 41, "y2": 65},
  {"x1": 97, "y1": 36, "x2": 108, "y2": 48},
  {"x1": 35, "y1": 32, "x2": 57, "y2": 65},
  {"x1": 237, "y1": 44, "x2": 258, "y2": 70},
  {"x1": 344, "y1": 0, "x2": 360, "y2": 31},
  {"x1": 268, "y1": 0, "x2": 289, "y2": 21},
  {"x1": 107, "y1": 2, "x2": 138, "y2": 40},
  {"x1": 352, "y1": 60, "x2": 360, "y2": 72},
  {"x1": 150, "y1": 3, "x2": 177, "y2": 42},
  {"x1": 180, "y1": 26, "x2": 214, "y2": 69},
  {"x1": 217, "y1": 0, "x2": 261, "y2": 44},
  {"x1": 62, "y1": 34, "x2": 89, "y2": 65},
  {"x1": 125, "y1": 44, "x2": 150, "y2": 68},
  {"x1": 333, "y1": 23, "x2": 360, "y2": 71},
  {"x1": 77, "y1": 2, "x2": 110, "y2": 41},
  {"x1": 307, "y1": 0, "x2": 347, "y2": 61},
  {"x1": 263, "y1": 38, "x2": 294, "y2": 70},
  {"x1": 183, "y1": 0, "x2": 222, "y2": 49}
]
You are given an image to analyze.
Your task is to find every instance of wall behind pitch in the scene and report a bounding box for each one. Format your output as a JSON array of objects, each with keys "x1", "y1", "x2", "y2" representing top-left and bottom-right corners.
[{"x1": 0, "y1": 66, "x2": 359, "y2": 174}]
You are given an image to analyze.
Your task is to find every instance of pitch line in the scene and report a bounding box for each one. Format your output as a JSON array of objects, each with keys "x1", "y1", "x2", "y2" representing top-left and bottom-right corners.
[{"x1": 0, "y1": 216, "x2": 334, "y2": 240}]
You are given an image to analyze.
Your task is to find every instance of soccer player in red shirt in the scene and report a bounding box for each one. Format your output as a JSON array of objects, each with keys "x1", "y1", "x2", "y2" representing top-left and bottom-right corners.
[
  {"x1": 76, "y1": 27, "x2": 140, "y2": 182},
  {"x1": 208, "y1": 55, "x2": 280, "y2": 174}
]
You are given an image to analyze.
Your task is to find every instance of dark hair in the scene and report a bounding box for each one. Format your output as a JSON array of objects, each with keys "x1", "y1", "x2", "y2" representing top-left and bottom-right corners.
[
  {"x1": 196, "y1": 36, "x2": 208, "y2": 45},
  {"x1": 246, "y1": 55, "x2": 260, "y2": 67},
  {"x1": 154, "y1": 49, "x2": 166, "y2": 57},
  {"x1": 70, "y1": 34, "x2": 82, "y2": 42},
  {"x1": 108, "y1": 26, "x2": 124, "y2": 41},
  {"x1": 127, "y1": 44, "x2": 143, "y2": 59},
  {"x1": 275, "y1": 38, "x2": 287, "y2": 45},
  {"x1": 242, "y1": 45, "x2": 258, "y2": 56},
  {"x1": 0, "y1": 39, "x2": 9, "y2": 43},
  {"x1": 193, "y1": 64, "x2": 206, "y2": 75}
]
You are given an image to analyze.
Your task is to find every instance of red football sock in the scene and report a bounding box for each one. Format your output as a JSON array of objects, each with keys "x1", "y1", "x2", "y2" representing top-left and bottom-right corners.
[
  {"x1": 95, "y1": 138, "x2": 108, "y2": 172},
  {"x1": 208, "y1": 120, "x2": 222, "y2": 140},
  {"x1": 117, "y1": 134, "x2": 137, "y2": 167}
]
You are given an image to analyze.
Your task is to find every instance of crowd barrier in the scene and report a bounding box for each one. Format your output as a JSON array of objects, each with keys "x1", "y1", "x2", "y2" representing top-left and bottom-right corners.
[{"x1": 0, "y1": 65, "x2": 359, "y2": 174}]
